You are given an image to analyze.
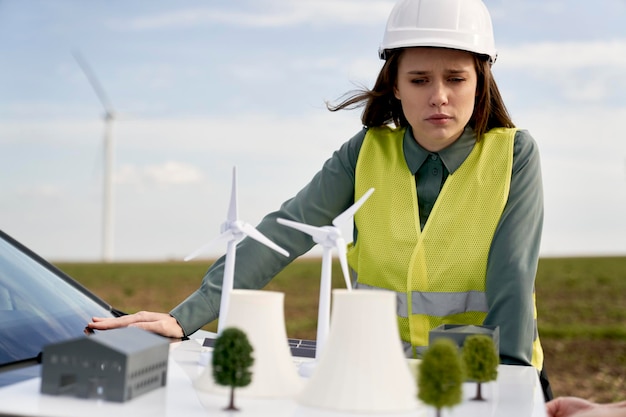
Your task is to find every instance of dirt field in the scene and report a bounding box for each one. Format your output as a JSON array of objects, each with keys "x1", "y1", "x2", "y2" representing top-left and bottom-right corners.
[{"x1": 542, "y1": 338, "x2": 625, "y2": 403}]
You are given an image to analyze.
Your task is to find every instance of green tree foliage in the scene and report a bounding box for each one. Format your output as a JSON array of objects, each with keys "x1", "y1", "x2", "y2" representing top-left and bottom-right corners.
[
  {"x1": 212, "y1": 327, "x2": 254, "y2": 411},
  {"x1": 418, "y1": 338, "x2": 465, "y2": 417},
  {"x1": 462, "y1": 334, "x2": 499, "y2": 401}
]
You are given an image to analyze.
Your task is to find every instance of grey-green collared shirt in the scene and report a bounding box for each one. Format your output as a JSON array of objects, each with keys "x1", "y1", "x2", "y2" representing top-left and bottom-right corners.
[{"x1": 171, "y1": 126, "x2": 544, "y2": 367}]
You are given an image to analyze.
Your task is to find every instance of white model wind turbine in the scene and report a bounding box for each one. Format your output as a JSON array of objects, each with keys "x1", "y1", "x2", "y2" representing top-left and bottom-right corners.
[
  {"x1": 73, "y1": 50, "x2": 116, "y2": 263},
  {"x1": 184, "y1": 166, "x2": 289, "y2": 333},
  {"x1": 276, "y1": 187, "x2": 374, "y2": 369}
]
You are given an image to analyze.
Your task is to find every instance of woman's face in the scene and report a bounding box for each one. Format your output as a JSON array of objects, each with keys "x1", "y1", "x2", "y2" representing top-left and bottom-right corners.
[{"x1": 394, "y1": 47, "x2": 478, "y2": 152}]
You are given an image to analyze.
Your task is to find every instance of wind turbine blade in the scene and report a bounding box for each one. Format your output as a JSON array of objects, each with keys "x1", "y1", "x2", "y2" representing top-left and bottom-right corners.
[
  {"x1": 277, "y1": 218, "x2": 328, "y2": 242},
  {"x1": 332, "y1": 187, "x2": 375, "y2": 227},
  {"x1": 184, "y1": 231, "x2": 233, "y2": 261},
  {"x1": 226, "y1": 166, "x2": 238, "y2": 223},
  {"x1": 240, "y1": 223, "x2": 289, "y2": 257},
  {"x1": 72, "y1": 50, "x2": 115, "y2": 115},
  {"x1": 334, "y1": 237, "x2": 352, "y2": 290}
]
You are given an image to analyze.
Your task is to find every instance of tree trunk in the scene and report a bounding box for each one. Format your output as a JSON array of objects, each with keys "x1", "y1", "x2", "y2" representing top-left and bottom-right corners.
[
  {"x1": 436, "y1": 408, "x2": 441, "y2": 417},
  {"x1": 473, "y1": 382, "x2": 485, "y2": 401},
  {"x1": 224, "y1": 387, "x2": 239, "y2": 411}
]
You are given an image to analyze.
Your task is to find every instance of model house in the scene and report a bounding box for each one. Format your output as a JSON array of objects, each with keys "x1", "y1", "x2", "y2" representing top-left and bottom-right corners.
[{"x1": 40, "y1": 327, "x2": 169, "y2": 402}]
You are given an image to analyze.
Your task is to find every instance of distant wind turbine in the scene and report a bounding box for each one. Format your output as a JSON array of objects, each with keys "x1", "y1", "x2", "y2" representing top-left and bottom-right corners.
[
  {"x1": 184, "y1": 166, "x2": 290, "y2": 333},
  {"x1": 277, "y1": 187, "x2": 374, "y2": 370},
  {"x1": 73, "y1": 50, "x2": 116, "y2": 263}
]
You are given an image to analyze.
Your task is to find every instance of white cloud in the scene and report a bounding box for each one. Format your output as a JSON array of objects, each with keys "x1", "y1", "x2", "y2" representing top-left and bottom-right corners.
[
  {"x1": 117, "y1": 0, "x2": 393, "y2": 31},
  {"x1": 16, "y1": 185, "x2": 64, "y2": 198},
  {"x1": 486, "y1": 0, "x2": 568, "y2": 19},
  {"x1": 0, "y1": 110, "x2": 359, "y2": 163},
  {"x1": 345, "y1": 58, "x2": 384, "y2": 84},
  {"x1": 228, "y1": 62, "x2": 284, "y2": 83},
  {"x1": 515, "y1": 105, "x2": 626, "y2": 154},
  {"x1": 290, "y1": 57, "x2": 342, "y2": 72},
  {"x1": 116, "y1": 161, "x2": 205, "y2": 187},
  {"x1": 111, "y1": 111, "x2": 359, "y2": 156},
  {"x1": 560, "y1": 77, "x2": 610, "y2": 102},
  {"x1": 498, "y1": 40, "x2": 626, "y2": 70},
  {"x1": 1, "y1": 111, "x2": 360, "y2": 261},
  {"x1": 496, "y1": 40, "x2": 626, "y2": 102},
  {"x1": 0, "y1": 119, "x2": 102, "y2": 144},
  {"x1": 513, "y1": 104, "x2": 626, "y2": 256},
  {"x1": 145, "y1": 161, "x2": 204, "y2": 184},
  {"x1": 4, "y1": 103, "x2": 626, "y2": 260}
]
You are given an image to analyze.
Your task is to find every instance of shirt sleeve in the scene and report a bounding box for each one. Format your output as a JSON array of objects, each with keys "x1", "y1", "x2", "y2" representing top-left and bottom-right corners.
[
  {"x1": 169, "y1": 129, "x2": 367, "y2": 336},
  {"x1": 483, "y1": 129, "x2": 544, "y2": 366}
]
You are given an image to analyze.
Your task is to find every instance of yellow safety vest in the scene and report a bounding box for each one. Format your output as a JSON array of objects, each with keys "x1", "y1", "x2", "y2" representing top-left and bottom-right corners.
[{"x1": 347, "y1": 126, "x2": 543, "y2": 369}]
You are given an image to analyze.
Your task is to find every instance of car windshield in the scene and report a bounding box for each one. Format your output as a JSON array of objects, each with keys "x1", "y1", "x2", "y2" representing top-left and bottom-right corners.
[{"x1": 0, "y1": 231, "x2": 115, "y2": 367}]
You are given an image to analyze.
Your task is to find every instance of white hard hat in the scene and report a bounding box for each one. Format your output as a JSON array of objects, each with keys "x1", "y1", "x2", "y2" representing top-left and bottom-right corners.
[{"x1": 379, "y1": 0, "x2": 497, "y2": 64}]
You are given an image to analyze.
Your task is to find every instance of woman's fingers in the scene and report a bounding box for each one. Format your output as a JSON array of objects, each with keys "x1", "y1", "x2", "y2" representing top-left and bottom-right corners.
[{"x1": 88, "y1": 311, "x2": 183, "y2": 338}]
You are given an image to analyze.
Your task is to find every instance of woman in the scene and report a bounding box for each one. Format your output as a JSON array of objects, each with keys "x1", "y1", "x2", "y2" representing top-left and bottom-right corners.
[{"x1": 90, "y1": 0, "x2": 550, "y2": 400}]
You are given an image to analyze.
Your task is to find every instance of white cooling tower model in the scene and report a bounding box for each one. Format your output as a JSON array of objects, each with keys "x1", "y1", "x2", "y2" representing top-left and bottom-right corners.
[
  {"x1": 194, "y1": 289, "x2": 303, "y2": 398},
  {"x1": 298, "y1": 289, "x2": 419, "y2": 413}
]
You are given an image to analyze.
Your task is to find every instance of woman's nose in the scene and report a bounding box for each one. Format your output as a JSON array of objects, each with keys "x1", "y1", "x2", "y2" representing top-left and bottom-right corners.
[{"x1": 429, "y1": 82, "x2": 448, "y2": 107}]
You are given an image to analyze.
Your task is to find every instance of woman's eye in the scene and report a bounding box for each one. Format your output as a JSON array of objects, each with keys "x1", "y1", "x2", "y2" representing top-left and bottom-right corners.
[
  {"x1": 411, "y1": 78, "x2": 427, "y2": 84},
  {"x1": 449, "y1": 77, "x2": 465, "y2": 83}
]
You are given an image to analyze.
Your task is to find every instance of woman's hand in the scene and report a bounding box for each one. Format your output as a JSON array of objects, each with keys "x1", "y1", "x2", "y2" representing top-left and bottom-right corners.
[
  {"x1": 547, "y1": 397, "x2": 599, "y2": 417},
  {"x1": 88, "y1": 311, "x2": 184, "y2": 339},
  {"x1": 574, "y1": 407, "x2": 626, "y2": 417},
  {"x1": 547, "y1": 397, "x2": 626, "y2": 417}
]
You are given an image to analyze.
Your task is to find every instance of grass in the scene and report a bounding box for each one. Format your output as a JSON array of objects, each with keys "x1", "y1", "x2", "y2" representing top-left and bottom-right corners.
[
  {"x1": 533, "y1": 256, "x2": 626, "y2": 402},
  {"x1": 55, "y1": 256, "x2": 626, "y2": 403}
]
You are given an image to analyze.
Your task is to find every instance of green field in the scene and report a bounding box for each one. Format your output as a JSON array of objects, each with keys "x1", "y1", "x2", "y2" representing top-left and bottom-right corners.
[{"x1": 56, "y1": 256, "x2": 626, "y2": 403}]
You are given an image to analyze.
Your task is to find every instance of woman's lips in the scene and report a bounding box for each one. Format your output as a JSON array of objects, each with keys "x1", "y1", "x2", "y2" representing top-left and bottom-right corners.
[{"x1": 426, "y1": 114, "x2": 452, "y2": 125}]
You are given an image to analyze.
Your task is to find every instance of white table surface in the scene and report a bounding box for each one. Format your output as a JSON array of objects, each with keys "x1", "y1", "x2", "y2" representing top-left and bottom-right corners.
[{"x1": 0, "y1": 337, "x2": 547, "y2": 417}]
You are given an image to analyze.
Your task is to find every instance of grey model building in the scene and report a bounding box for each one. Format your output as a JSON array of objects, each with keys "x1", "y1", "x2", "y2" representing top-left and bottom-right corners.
[{"x1": 40, "y1": 327, "x2": 169, "y2": 402}]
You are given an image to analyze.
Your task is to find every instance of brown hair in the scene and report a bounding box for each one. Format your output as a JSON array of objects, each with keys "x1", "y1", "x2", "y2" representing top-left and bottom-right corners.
[{"x1": 327, "y1": 48, "x2": 515, "y2": 140}]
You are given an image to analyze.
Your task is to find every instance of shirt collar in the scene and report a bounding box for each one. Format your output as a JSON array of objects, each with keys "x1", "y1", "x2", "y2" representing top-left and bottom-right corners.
[{"x1": 403, "y1": 126, "x2": 477, "y2": 174}]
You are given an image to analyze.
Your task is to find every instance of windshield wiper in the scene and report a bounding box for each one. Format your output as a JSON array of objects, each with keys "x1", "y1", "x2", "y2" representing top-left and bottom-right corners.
[{"x1": 0, "y1": 352, "x2": 42, "y2": 372}]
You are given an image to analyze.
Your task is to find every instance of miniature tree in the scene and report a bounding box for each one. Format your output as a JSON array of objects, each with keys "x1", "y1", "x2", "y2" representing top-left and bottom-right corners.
[
  {"x1": 461, "y1": 334, "x2": 498, "y2": 401},
  {"x1": 418, "y1": 338, "x2": 465, "y2": 417},
  {"x1": 211, "y1": 327, "x2": 254, "y2": 411}
]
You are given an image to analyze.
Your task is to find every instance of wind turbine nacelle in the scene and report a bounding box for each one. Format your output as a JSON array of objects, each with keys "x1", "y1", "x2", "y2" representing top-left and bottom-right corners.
[{"x1": 313, "y1": 226, "x2": 342, "y2": 247}]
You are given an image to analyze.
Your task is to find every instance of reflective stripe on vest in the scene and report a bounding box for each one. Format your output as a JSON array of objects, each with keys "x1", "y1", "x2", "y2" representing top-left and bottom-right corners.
[
  {"x1": 356, "y1": 280, "x2": 539, "y2": 350},
  {"x1": 347, "y1": 126, "x2": 543, "y2": 369},
  {"x1": 356, "y1": 282, "x2": 488, "y2": 318}
]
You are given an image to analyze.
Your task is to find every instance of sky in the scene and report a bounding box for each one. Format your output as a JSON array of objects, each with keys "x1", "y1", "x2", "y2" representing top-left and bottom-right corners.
[{"x1": 1, "y1": 0, "x2": 626, "y2": 262}]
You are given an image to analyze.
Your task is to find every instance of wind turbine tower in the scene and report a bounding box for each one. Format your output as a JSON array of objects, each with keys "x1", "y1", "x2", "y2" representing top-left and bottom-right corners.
[
  {"x1": 277, "y1": 187, "x2": 374, "y2": 372},
  {"x1": 73, "y1": 51, "x2": 116, "y2": 263},
  {"x1": 184, "y1": 166, "x2": 290, "y2": 333}
]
